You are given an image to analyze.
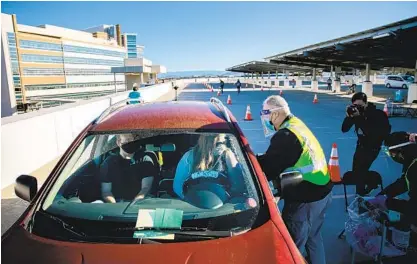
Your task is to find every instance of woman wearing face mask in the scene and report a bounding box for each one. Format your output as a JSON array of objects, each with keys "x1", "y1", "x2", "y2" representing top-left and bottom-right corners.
[
  {"x1": 173, "y1": 134, "x2": 245, "y2": 199},
  {"x1": 369, "y1": 132, "x2": 417, "y2": 261},
  {"x1": 257, "y1": 95, "x2": 333, "y2": 264}
]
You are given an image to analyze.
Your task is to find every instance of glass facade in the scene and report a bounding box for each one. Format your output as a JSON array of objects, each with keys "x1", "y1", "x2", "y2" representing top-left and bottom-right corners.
[
  {"x1": 7, "y1": 33, "x2": 23, "y2": 105},
  {"x1": 25, "y1": 81, "x2": 125, "y2": 91},
  {"x1": 18, "y1": 39, "x2": 126, "y2": 58},
  {"x1": 126, "y1": 34, "x2": 137, "y2": 58},
  {"x1": 21, "y1": 54, "x2": 123, "y2": 66}
]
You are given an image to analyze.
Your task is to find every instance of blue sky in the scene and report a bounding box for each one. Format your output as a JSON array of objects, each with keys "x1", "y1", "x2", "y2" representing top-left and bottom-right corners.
[{"x1": 2, "y1": 1, "x2": 417, "y2": 72}]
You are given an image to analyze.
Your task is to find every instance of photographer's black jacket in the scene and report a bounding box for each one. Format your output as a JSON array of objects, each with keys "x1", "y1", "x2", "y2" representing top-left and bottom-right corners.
[{"x1": 341, "y1": 102, "x2": 391, "y2": 149}]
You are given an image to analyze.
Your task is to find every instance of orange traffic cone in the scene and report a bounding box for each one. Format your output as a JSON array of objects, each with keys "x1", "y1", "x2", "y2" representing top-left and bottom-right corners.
[
  {"x1": 227, "y1": 95, "x2": 232, "y2": 105},
  {"x1": 244, "y1": 105, "x2": 253, "y2": 121},
  {"x1": 217, "y1": 90, "x2": 221, "y2": 96},
  {"x1": 313, "y1": 94, "x2": 318, "y2": 104},
  {"x1": 383, "y1": 102, "x2": 389, "y2": 117},
  {"x1": 328, "y1": 143, "x2": 342, "y2": 183}
]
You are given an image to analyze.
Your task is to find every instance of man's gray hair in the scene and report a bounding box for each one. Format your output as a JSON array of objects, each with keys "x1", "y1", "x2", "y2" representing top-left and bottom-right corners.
[{"x1": 264, "y1": 95, "x2": 289, "y2": 108}]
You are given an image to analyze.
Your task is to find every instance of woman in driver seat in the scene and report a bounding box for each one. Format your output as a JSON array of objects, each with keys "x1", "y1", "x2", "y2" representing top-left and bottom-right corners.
[{"x1": 173, "y1": 134, "x2": 245, "y2": 199}]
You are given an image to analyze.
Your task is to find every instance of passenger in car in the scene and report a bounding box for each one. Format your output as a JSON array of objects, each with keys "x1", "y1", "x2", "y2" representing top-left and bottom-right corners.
[
  {"x1": 173, "y1": 134, "x2": 245, "y2": 199},
  {"x1": 100, "y1": 134, "x2": 157, "y2": 203}
]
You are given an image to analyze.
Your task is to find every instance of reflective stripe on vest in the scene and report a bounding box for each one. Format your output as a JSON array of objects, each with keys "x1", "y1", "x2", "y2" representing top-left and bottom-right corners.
[
  {"x1": 405, "y1": 158, "x2": 417, "y2": 191},
  {"x1": 280, "y1": 117, "x2": 330, "y2": 186}
]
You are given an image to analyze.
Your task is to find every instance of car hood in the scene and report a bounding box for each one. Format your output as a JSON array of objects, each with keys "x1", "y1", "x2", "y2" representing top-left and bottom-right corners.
[{"x1": 2, "y1": 221, "x2": 301, "y2": 264}]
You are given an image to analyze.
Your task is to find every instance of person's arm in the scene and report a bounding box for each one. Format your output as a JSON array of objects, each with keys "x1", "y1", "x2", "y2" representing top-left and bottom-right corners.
[
  {"x1": 101, "y1": 182, "x2": 116, "y2": 203},
  {"x1": 133, "y1": 155, "x2": 156, "y2": 200},
  {"x1": 224, "y1": 149, "x2": 245, "y2": 195},
  {"x1": 173, "y1": 151, "x2": 192, "y2": 199},
  {"x1": 341, "y1": 114, "x2": 355, "y2": 133},
  {"x1": 257, "y1": 129, "x2": 302, "y2": 183},
  {"x1": 134, "y1": 176, "x2": 154, "y2": 200},
  {"x1": 378, "y1": 175, "x2": 408, "y2": 198},
  {"x1": 100, "y1": 157, "x2": 117, "y2": 203}
]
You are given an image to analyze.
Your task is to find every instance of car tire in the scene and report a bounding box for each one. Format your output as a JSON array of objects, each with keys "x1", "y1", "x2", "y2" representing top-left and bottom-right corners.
[
  {"x1": 402, "y1": 84, "x2": 408, "y2": 89},
  {"x1": 386, "y1": 83, "x2": 391, "y2": 88}
]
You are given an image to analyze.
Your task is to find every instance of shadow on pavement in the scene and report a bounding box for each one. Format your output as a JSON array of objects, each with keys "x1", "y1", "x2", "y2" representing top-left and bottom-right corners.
[{"x1": 1, "y1": 198, "x2": 29, "y2": 235}]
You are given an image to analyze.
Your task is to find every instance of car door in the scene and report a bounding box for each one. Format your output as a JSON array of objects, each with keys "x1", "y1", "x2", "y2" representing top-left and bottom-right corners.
[{"x1": 395, "y1": 77, "x2": 403, "y2": 87}]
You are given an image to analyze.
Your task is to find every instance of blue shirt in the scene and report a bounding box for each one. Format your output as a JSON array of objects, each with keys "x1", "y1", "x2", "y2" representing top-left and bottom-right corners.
[
  {"x1": 173, "y1": 148, "x2": 246, "y2": 199},
  {"x1": 128, "y1": 91, "x2": 141, "y2": 104}
]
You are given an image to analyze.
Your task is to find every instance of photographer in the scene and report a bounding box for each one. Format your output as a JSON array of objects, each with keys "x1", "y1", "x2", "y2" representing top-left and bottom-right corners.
[{"x1": 342, "y1": 92, "x2": 391, "y2": 195}]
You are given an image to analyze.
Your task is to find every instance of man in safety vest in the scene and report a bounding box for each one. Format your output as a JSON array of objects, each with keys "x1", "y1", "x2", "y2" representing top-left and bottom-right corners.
[
  {"x1": 257, "y1": 95, "x2": 333, "y2": 264},
  {"x1": 370, "y1": 132, "x2": 417, "y2": 261}
]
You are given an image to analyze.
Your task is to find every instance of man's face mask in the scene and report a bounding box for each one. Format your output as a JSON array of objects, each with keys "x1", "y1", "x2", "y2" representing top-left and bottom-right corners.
[
  {"x1": 120, "y1": 143, "x2": 136, "y2": 155},
  {"x1": 383, "y1": 142, "x2": 415, "y2": 164},
  {"x1": 260, "y1": 107, "x2": 285, "y2": 138}
]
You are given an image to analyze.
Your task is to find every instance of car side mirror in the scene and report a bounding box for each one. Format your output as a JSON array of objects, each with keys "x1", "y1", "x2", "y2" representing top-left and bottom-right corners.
[
  {"x1": 15, "y1": 175, "x2": 38, "y2": 202},
  {"x1": 279, "y1": 171, "x2": 303, "y2": 199}
]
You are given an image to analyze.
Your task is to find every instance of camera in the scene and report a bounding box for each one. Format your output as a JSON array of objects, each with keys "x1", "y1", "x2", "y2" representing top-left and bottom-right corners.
[{"x1": 347, "y1": 104, "x2": 364, "y2": 116}]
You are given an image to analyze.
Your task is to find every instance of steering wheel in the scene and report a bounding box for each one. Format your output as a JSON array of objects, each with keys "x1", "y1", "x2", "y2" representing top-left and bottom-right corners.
[{"x1": 183, "y1": 175, "x2": 231, "y2": 210}]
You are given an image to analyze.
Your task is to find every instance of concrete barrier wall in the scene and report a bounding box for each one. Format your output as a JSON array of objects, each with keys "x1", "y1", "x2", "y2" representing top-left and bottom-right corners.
[{"x1": 1, "y1": 80, "x2": 184, "y2": 187}]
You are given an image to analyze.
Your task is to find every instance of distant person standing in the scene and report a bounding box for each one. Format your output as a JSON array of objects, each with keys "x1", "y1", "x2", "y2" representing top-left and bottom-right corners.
[
  {"x1": 128, "y1": 84, "x2": 141, "y2": 104},
  {"x1": 220, "y1": 80, "x2": 225, "y2": 94},
  {"x1": 235, "y1": 79, "x2": 241, "y2": 94},
  {"x1": 327, "y1": 78, "x2": 332, "y2": 91}
]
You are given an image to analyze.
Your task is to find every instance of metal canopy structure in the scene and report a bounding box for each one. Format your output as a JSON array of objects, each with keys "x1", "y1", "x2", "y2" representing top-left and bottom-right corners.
[
  {"x1": 226, "y1": 60, "x2": 314, "y2": 74},
  {"x1": 265, "y1": 16, "x2": 417, "y2": 70}
]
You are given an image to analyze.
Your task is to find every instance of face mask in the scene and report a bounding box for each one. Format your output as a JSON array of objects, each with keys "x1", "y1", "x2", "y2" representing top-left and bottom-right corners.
[
  {"x1": 383, "y1": 141, "x2": 415, "y2": 164},
  {"x1": 120, "y1": 142, "x2": 137, "y2": 155},
  {"x1": 260, "y1": 107, "x2": 286, "y2": 138}
]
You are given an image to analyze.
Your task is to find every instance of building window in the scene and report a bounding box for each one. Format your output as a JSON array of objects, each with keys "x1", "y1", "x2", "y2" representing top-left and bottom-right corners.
[
  {"x1": 64, "y1": 56, "x2": 124, "y2": 66},
  {"x1": 19, "y1": 40, "x2": 62, "y2": 52},
  {"x1": 23, "y1": 68, "x2": 65, "y2": 76},
  {"x1": 65, "y1": 68, "x2": 113, "y2": 75},
  {"x1": 63, "y1": 45, "x2": 126, "y2": 58},
  {"x1": 7, "y1": 33, "x2": 23, "y2": 105},
  {"x1": 21, "y1": 54, "x2": 64, "y2": 64},
  {"x1": 25, "y1": 81, "x2": 126, "y2": 91}
]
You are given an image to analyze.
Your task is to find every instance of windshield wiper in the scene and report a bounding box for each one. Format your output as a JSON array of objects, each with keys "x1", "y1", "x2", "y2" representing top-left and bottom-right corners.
[
  {"x1": 114, "y1": 226, "x2": 232, "y2": 238},
  {"x1": 36, "y1": 211, "x2": 160, "y2": 244}
]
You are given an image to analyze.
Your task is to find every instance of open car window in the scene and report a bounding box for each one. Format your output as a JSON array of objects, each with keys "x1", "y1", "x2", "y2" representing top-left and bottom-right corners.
[{"x1": 39, "y1": 131, "x2": 264, "y2": 241}]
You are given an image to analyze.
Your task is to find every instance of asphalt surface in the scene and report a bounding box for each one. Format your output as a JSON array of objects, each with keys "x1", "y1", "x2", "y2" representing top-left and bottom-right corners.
[{"x1": 2, "y1": 82, "x2": 415, "y2": 263}]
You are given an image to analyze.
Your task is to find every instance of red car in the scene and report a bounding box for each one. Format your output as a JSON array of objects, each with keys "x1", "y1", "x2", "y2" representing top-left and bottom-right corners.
[{"x1": 2, "y1": 98, "x2": 305, "y2": 264}]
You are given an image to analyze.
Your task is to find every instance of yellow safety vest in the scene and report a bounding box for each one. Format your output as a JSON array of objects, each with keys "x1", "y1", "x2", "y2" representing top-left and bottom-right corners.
[
  {"x1": 280, "y1": 117, "x2": 330, "y2": 186},
  {"x1": 405, "y1": 158, "x2": 417, "y2": 191}
]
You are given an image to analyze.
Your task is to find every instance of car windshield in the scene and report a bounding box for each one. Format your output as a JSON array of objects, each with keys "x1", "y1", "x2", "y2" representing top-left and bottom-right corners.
[{"x1": 36, "y1": 131, "x2": 263, "y2": 243}]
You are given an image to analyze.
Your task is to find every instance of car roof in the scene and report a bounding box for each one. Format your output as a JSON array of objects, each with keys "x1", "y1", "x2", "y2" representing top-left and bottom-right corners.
[{"x1": 91, "y1": 101, "x2": 234, "y2": 132}]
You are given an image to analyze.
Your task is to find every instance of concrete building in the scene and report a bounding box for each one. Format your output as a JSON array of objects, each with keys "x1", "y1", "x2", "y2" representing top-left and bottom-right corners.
[{"x1": 1, "y1": 14, "x2": 166, "y2": 117}]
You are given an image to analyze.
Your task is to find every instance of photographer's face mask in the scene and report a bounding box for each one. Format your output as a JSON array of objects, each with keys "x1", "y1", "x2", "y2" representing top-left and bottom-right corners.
[{"x1": 260, "y1": 107, "x2": 285, "y2": 138}]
